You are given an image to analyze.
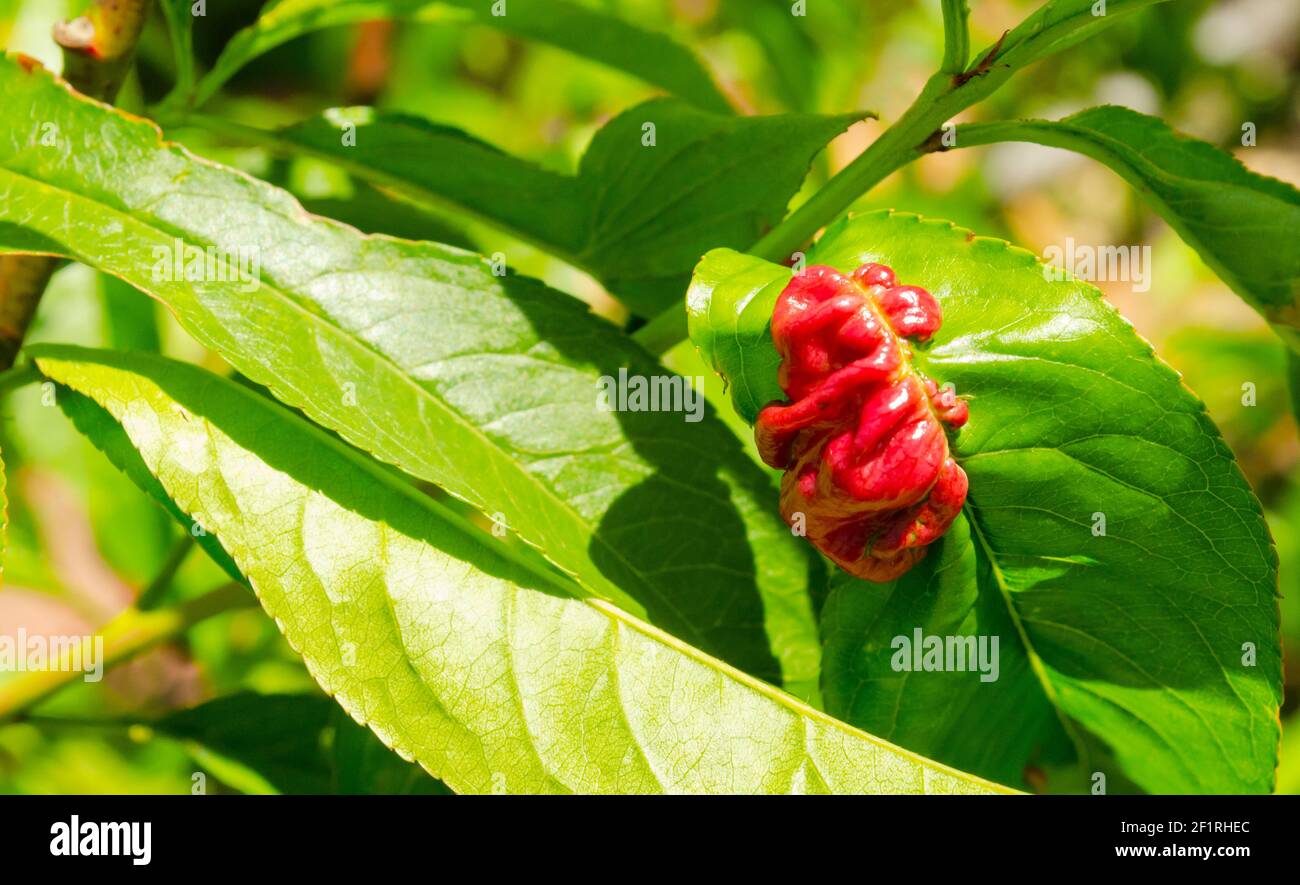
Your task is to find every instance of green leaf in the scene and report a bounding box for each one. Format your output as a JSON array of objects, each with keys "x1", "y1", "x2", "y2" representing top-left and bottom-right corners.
[
  {"x1": 717, "y1": 0, "x2": 821, "y2": 111},
  {"x1": 974, "y1": 0, "x2": 1170, "y2": 78},
  {"x1": 56, "y1": 382, "x2": 245, "y2": 585},
  {"x1": 0, "y1": 56, "x2": 820, "y2": 693},
  {"x1": 152, "y1": 692, "x2": 337, "y2": 794},
  {"x1": 954, "y1": 106, "x2": 1300, "y2": 351},
  {"x1": 268, "y1": 100, "x2": 862, "y2": 315},
  {"x1": 101, "y1": 274, "x2": 161, "y2": 353},
  {"x1": 36, "y1": 345, "x2": 1005, "y2": 794},
  {"x1": 152, "y1": 692, "x2": 446, "y2": 794},
  {"x1": 331, "y1": 705, "x2": 451, "y2": 794},
  {"x1": 687, "y1": 210, "x2": 1282, "y2": 794},
  {"x1": 178, "y1": 0, "x2": 730, "y2": 114}
]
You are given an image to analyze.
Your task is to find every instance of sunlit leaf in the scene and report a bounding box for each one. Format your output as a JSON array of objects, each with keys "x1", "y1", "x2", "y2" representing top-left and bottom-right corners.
[
  {"x1": 955, "y1": 106, "x2": 1300, "y2": 350},
  {"x1": 37, "y1": 345, "x2": 1007, "y2": 795}
]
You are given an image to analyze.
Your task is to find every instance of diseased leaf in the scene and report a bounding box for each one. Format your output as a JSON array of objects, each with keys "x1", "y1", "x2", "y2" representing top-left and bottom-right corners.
[
  {"x1": 0, "y1": 57, "x2": 820, "y2": 694},
  {"x1": 37, "y1": 345, "x2": 1006, "y2": 795},
  {"x1": 954, "y1": 107, "x2": 1300, "y2": 350},
  {"x1": 687, "y1": 210, "x2": 1282, "y2": 794},
  {"x1": 176, "y1": 0, "x2": 730, "y2": 113},
  {"x1": 270, "y1": 100, "x2": 863, "y2": 315}
]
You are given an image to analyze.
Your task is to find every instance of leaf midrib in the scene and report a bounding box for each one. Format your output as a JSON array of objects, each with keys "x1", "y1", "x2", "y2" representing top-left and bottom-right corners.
[{"x1": 961, "y1": 495, "x2": 1093, "y2": 773}]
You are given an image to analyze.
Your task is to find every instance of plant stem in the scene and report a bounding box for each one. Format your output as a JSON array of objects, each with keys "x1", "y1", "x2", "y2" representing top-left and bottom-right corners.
[
  {"x1": 0, "y1": 361, "x2": 41, "y2": 398},
  {"x1": 159, "y1": 0, "x2": 196, "y2": 102},
  {"x1": 633, "y1": 38, "x2": 1033, "y2": 359},
  {"x1": 0, "y1": 582, "x2": 252, "y2": 722},
  {"x1": 749, "y1": 85, "x2": 944, "y2": 264},
  {"x1": 635, "y1": 75, "x2": 960, "y2": 356},
  {"x1": 135, "y1": 535, "x2": 196, "y2": 610},
  {"x1": 630, "y1": 304, "x2": 689, "y2": 353},
  {"x1": 0, "y1": 0, "x2": 152, "y2": 370},
  {"x1": 0, "y1": 258, "x2": 58, "y2": 370},
  {"x1": 940, "y1": 0, "x2": 971, "y2": 75},
  {"x1": 54, "y1": 0, "x2": 152, "y2": 101}
]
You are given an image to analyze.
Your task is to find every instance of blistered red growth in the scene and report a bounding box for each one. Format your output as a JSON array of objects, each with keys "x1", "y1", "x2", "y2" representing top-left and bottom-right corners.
[{"x1": 755, "y1": 263, "x2": 968, "y2": 582}]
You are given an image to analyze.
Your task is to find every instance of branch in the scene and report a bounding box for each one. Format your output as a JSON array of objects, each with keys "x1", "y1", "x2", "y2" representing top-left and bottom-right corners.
[
  {"x1": 0, "y1": 0, "x2": 152, "y2": 369},
  {"x1": 0, "y1": 256, "x2": 58, "y2": 368}
]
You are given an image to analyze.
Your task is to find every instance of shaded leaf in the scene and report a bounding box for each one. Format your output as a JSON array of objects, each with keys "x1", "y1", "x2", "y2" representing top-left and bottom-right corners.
[
  {"x1": 331, "y1": 705, "x2": 451, "y2": 794},
  {"x1": 272, "y1": 100, "x2": 863, "y2": 315},
  {"x1": 37, "y1": 345, "x2": 1005, "y2": 795},
  {"x1": 178, "y1": 0, "x2": 730, "y2": 113},
  {"x1": 153, "y1": 692, "x2": 446, "y2": 794},
  {"x1": 687, "y1": 210, "x2": 1281, "y2": 793},
  {"x1": 57, "y1": 383, "x2": 244, "y2": 584}
]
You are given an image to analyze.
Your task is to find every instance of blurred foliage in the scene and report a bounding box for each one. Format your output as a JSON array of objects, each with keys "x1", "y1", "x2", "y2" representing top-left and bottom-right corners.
[{"x1": 1, "y1": 0, "x2": 1297, "y2": 793}]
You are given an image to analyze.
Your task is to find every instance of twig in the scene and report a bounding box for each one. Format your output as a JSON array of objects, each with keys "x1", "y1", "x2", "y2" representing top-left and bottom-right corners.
[
  {"x1": 0, "y1": 0, "x2": 152, "y2": 370},
  {"x1": 0, "y1": 582, "x2": 253, "y2": 721}
]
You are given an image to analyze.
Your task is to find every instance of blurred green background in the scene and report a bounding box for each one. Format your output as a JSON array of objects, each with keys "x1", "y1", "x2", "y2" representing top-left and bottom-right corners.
[{"x1": 1, "y1": 0, "x2": 1297, "y2": 793}]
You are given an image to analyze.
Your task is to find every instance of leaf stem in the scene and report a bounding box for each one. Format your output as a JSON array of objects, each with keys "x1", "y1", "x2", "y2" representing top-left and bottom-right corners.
[
  {"x1": 940, "y1": 0, "x2": 972, "y2": 75},
  {"x1": 0, "y1": 361, "x2": 41, "y2": 398},
  {"x1": 0, "y1": 582, "x2": 252, "y2": 722},
  {"x1": 135, "y1": 535, "x2": 196, "y2": 610},
  {"x1": 749, "y1": 80, "x2": 949, "y2": 265},
  {"x1": 636, "y1": 74, "x2": 961, "y2": 355},
  {"x1": 159, "y1": 0, "x2": 196, "y2": 104},
  {"x1": 54, "y1": 0, "x2": 152, "y2": 103},
  {"x1": 629, "y1": 304, "x2": 688, "y2": 353}
]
